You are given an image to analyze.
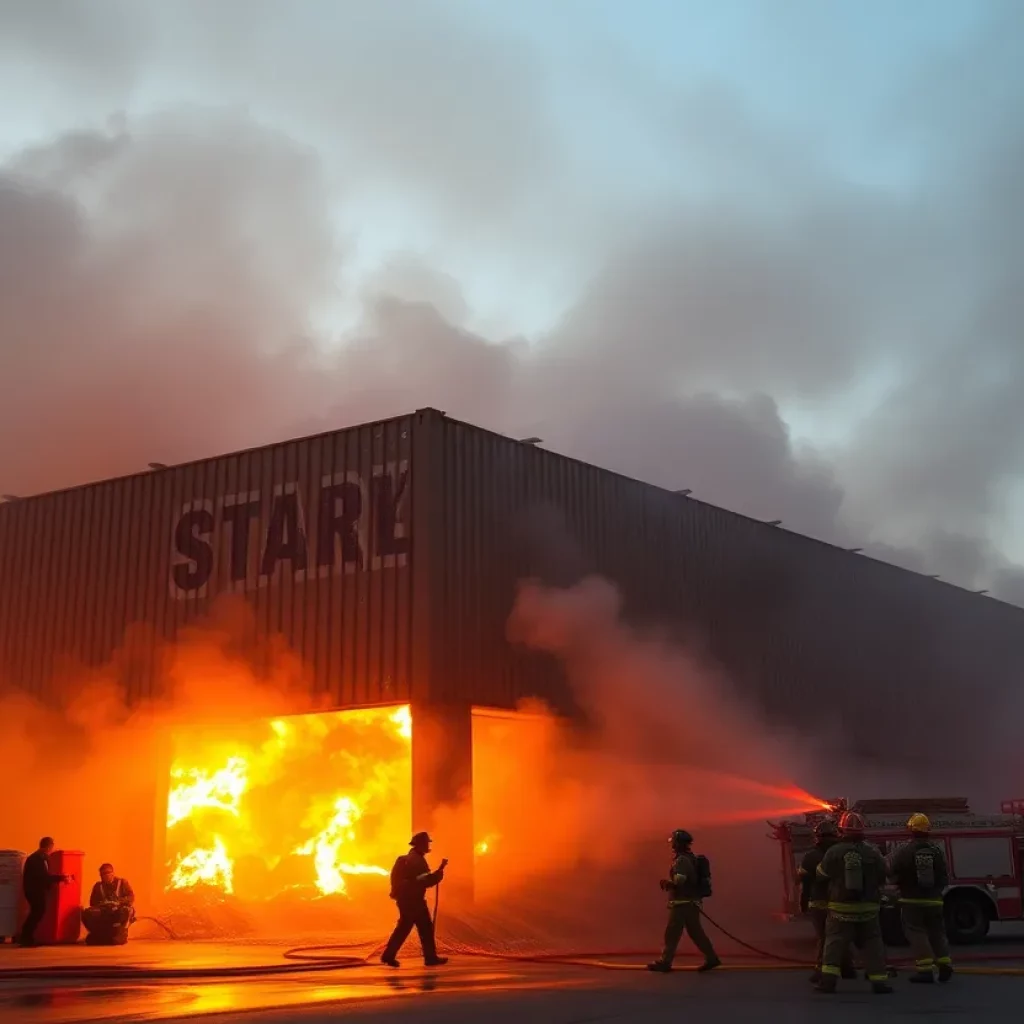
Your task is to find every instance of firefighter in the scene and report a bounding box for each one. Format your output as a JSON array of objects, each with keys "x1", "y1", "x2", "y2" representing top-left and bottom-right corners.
[
  {"x1": 886, "y1": 813, "x2": 953, "y2": 983},
  {"x1": 647, "y1": 829, "x2": 721, "y2": 974},
  {"x1": 19, "y1": 837, "x2": 72, "y2": 948},
  {"x1": 814, "y1": 811, "x2": 892, "y2": 995},
  {"x1": 380, "y1": 832, "x2": 449, "y2": 968},
  {"x1": 797, "y1": 818, "x2": 855, "y2": 984},
  {"x1": 82, "y1": 863, "x2": 136, "y2": 946}
]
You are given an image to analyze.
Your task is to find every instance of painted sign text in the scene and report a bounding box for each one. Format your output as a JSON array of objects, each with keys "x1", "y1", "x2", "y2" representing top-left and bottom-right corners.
[{"x1": 169, "y1": 463, "x2": 409, "y2": 599}]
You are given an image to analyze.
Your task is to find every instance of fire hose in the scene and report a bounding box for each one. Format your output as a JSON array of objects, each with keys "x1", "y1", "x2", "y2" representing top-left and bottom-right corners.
[
  {"x1": 274, "y1": 886, "x2": 1024, "y2": 978},
  {"x1": 4, "y1": 892, "x2": 1024, "y2": 981}
]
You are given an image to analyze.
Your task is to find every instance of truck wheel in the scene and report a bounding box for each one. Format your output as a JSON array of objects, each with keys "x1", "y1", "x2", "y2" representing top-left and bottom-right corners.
[
  {"x1": 944, "y1": 893, "x2": 990, "y2": 945},
  {"x1": 881, "y1": 909, "x2": 907, "y2": 946}
]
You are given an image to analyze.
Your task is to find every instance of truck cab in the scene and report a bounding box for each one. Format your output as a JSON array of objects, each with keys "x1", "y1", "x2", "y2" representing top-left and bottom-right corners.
[{"x1": 769, "y1": 797, "x2": 1024, "y2": 945}]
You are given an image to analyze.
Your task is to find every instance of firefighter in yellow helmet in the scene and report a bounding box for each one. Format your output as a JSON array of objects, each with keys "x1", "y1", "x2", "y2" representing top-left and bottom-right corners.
[
  {"x1": 885, "y1": 813, "x2": 953, "y2": 983},
  {"x1": 814, "y1": 811, "x2": 892, "y2": 995}
]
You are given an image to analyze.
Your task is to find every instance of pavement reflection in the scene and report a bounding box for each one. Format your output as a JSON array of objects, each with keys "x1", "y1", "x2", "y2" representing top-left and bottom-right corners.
[
  {"x1": 3, "y1": 963, "x2": 1020, "y2": 1024},
  {"x1": 2, "y1": 932, "x2": 1023, "y2": 1024},
  {"x1": 0, "y1": 961, "x2": 590, "y2": 1023}
]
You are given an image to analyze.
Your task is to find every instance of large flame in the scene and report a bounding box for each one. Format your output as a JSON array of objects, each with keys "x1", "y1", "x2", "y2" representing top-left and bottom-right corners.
[{"x1": 166, "y1": 705, "x2": 412, "y2": 900}]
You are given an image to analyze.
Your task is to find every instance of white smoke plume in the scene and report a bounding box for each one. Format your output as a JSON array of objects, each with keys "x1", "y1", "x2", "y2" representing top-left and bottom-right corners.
[{"x1": 1, "y1": 1, "x2": 1023, "y2": 603}]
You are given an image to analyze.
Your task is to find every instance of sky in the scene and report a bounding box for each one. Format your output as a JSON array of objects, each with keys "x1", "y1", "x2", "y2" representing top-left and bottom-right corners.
[{"x1": 0, "y1": 0, "x2": 1022, "y2": 605}]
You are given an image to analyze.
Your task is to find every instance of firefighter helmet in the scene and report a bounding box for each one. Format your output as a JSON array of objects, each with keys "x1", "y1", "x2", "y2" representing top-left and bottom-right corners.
[
  {"x1": 813, "y1": 818, "x2": 839, "y2": 840},
  {"x1": 907, "y1": 813, "x2": 931, "y2": 834},
  {"x1": 838, "y1": 811, "x2": 866, "y2": 836},
  {"x1": 409, "y1": 831, "x2": 432, "y2": 848},
  {"x1": 670, "y1": 829, "x2": 694, "y2": 850}
]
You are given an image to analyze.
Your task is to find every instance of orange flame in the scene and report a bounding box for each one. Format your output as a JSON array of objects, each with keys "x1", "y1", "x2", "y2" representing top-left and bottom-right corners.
[
  {"x1": 167, "y1": 758, "x2": 248, "y2": 828},
  {"x1": 166, "y1": 705, "x2": 412, "y2": 900},
  {"x1": 169, "y1": 837, "x2": 235, "y2": 893}
]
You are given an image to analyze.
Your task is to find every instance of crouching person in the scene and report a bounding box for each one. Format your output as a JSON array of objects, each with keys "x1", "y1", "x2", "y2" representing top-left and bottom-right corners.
[{"x1": 82, "y1": 863, "x2": 135, "y2": 946}]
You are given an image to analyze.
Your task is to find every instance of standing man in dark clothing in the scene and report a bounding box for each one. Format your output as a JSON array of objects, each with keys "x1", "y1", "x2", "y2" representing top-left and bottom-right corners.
[
  {"x1": 380, "y1": 832, "x2": 449, "y2": 968},
  {"x1": 20, "y1": 837, "x2": 71, "y2": 947},
  {"x1": 815, "y1": 812, "x2": 892, "y2": 995},
  {"x1": 647, "y1": 829, "x2": 721, "y2": 974},
  {"x1": 886, "y1": 813, "x2": 953, "y2": 984},
  {"x1": 798, "y1": 818, "x2": 855, "y2": 984}
]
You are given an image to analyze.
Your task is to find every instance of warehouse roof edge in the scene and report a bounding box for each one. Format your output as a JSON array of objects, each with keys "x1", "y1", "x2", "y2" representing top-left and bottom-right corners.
[{"x1": 2, "y1": 405, "x2": 1019, "y2": 614}]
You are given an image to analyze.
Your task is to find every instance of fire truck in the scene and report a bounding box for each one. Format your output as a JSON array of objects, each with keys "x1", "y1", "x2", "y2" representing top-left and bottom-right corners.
[{"x1": 769, "y1": 797, "x2": 1024, "y2": 945}]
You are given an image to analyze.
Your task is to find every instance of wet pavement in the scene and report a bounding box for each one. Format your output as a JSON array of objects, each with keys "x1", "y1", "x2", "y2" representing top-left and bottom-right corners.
[
  {"x1": 1, "y1": 934, "x2": 1022, "y2": 1022},
  {"x1": 0, "y1": 939, "x2": 304, "y2": 974},
  {"x1": 2, "y1": 958, "x2": 1022, "y2": 1024},
  {"x1": 0, "y1": 949, "x2": 587, "y2": 1022}
]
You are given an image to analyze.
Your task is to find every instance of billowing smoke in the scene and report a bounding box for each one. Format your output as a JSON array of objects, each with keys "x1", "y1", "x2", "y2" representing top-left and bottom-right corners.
[
  {"x1": 465, "y1": 572, "x2": 1017, "y2": 942},
  {"x1": 1, "y1": 2, "x2": 1024, "y2": 602},
  {"x1": 0, "y1": 596, "x2": 355, "y2": 923},
  {"x1": 507, "y1": 576, "x2": 812, "y2": 785},
  {"x1": 491, "y1": 575, "x2": 829, "y2": 928},
  {"x1": 502, "y1": 572, "x2": 1010, "y2": 803}
]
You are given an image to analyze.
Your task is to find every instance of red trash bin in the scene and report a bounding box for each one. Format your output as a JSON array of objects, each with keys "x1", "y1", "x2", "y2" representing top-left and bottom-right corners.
[{"x1": 34, "y1": 850, "x2": 85, "y2": 945}]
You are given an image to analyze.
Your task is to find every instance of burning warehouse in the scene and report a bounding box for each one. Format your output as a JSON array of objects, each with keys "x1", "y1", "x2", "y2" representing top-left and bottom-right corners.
[{"x1": 1, "y1": 407, "x2": 1023, "y2": 925}]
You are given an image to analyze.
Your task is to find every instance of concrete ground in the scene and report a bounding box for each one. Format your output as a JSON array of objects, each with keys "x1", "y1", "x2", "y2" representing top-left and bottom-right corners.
[
  {"x1": 2, "y1": 924, "x2": 1023, "y2": 1022},
  {"x1": 1, "y1": 954, "x2": 1022, "y2": 1024}
]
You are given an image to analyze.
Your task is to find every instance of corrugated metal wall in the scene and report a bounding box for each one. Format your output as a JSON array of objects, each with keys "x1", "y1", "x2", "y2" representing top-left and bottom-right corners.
[
  {"x1": 0, "y1": 415, "x2": 417, "y2": 708},
  {"x1": 5, "y1": 403, "x2": 1023, "y2": 759},
  {"x1": 425, "y1": 412, "x2": 1024, "y2": 763}
]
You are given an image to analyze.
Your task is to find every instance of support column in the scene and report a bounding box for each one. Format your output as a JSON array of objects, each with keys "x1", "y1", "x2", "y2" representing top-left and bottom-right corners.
[
  {"x1": 411, "y1": 701, "x2": 474, "y2": 907},
  {"x1": 149, "y1": 732, "x2": 172, "y2": 910}
]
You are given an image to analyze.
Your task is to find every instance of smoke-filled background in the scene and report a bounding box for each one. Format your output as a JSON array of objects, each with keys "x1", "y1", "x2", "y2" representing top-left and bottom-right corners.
[
  {"x1": 0, "y1": 599, "x2": 327, "y2": 918},
  {"x1": 2, "y1": 0, "x2": 1024, "y2": 945},
  {"x1": 2, "y1": 0, "x2": 1023, "y2": 600},
  {"x1": 0, "y1": 580, "x2": 846, "y2": 943}
]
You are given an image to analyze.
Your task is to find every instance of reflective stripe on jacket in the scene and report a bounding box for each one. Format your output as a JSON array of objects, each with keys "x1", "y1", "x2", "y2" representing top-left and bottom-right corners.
[
  {"x1": 886, "y1": 838, "x2": 948, "y2": 903},
  {"x1": 817, "y1": 839, "x2": 885, "y2": 919}
]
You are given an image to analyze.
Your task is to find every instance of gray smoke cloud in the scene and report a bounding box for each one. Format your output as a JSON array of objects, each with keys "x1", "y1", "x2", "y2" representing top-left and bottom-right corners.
[{"x1": 1, "y1": 0, "x2": 1023, "y2": 605}]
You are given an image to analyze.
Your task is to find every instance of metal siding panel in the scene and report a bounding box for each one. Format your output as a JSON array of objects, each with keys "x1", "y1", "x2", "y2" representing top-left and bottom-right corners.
[
  {"x1": 147, "y1": 467, "x2": 174, "y2": 700},
  {"x1": 0, "y1": 416, "x2": 415, "y2": 711},
  {"x1": 7, "y1": 499, "x2": 28, "y2": 690},
  {"x1": 7, "y1": 501, "x2": 26, "y2": 687},
  {"x1": 0, "y1": 506, "x2": 11, "y2": 676},
  {"x1": 430, "y1": 416, "x2": 1024, "y2": 751},
  {"x1": 28, "y1": 495, "x2": 55, "y2": 696},
  {"x1": 114, "y1": 476, "x2": 138, "y2": 692},
  {"x1": 54, "y1": 490, "x2": 81, "y2": 692},
  {"x1": 20, "y1": 491, "x2": 45, "y2": 694},
  {"x1": 339, "y1": 428, "x2": 358, "y2": 705}
]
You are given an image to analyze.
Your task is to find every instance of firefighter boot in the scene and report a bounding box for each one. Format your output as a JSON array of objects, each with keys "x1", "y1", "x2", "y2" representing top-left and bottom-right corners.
[
  {"x1": 863, "y1": 967, "x2": 897, "y2": 980},
  {"x1": 425, "y1": 957, "x2": 449, "y2": 966},
  {"x1": 647, "y1": 961, "x2": 672, "y2": 973},
  {"x1": 808, "y1": 970, "x2": 821, "y2": 985},
  {"x1": 909, "y1": 970, "x2": 935, "y2": 984},
  {"x1": 872, "y1": 981, "x2": 894, "y2": 995},
  {"x1": 814, "y1": 975, "x2": 837, "y2": 994},
  {"x1": 938, "y1": 965, "x2": 953, "y2": 984},
  {"x1": 697, "y1": 957, "x2": 721, "y2": 973}
]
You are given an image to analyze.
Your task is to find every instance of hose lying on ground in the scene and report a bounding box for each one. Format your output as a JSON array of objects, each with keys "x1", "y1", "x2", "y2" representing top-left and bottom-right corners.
[
  {"x1": 5, "y1": 890, "x2": 1024, "y2": 982},
  {"x1": 135, "y1": 916, "x2": 181, "y2": 940}
]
